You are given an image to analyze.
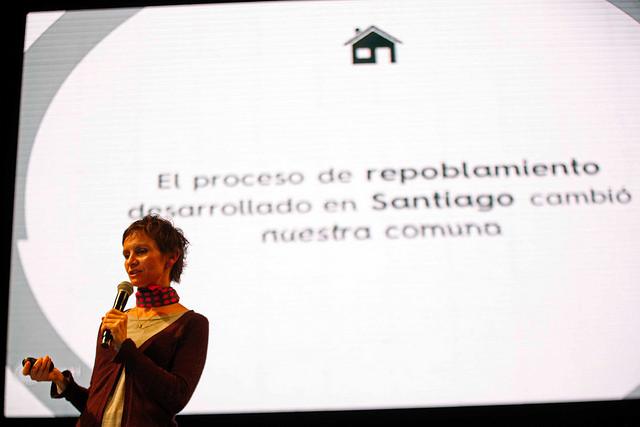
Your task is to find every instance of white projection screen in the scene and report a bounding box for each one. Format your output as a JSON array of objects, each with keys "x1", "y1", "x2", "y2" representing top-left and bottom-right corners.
[{"x1": 5, "y1": 0, "x2": 640, "y2": 419}]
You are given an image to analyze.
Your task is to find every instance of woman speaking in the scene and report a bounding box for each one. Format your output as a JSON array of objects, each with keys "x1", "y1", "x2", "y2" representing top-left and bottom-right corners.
[{"x1": 22, "y1": 215, "x2": 209, "y2": 426}]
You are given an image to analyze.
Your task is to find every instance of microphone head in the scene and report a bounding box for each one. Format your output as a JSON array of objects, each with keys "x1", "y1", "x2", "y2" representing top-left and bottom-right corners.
[{"x1": 117, "y1": 281, "x2": 133, "y2": 295}]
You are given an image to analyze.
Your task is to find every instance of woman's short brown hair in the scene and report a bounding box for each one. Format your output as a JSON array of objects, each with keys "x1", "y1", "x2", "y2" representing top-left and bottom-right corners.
[{"x1": 122, "y1": 215, "x2": 189, "y2": 283}]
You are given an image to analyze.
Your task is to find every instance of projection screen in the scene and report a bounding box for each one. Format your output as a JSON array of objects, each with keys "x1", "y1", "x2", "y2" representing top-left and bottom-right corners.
[{"x1": 6, "y1": 0, "x2": 640, "y2": 417}]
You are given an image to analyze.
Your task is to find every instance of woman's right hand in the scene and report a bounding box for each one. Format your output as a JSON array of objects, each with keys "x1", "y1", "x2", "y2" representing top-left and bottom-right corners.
[{"x1": 22, "y1": 355, "x2": 64, "y2": 386}]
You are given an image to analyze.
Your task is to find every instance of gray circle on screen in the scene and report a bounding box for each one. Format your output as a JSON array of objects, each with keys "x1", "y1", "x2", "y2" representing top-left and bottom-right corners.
[{"x1": 9, "y1": 8, "x2": 141, "y2": 415}]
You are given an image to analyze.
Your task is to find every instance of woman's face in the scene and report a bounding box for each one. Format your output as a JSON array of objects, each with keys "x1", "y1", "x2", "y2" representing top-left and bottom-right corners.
[{"x1": 123, "y1": 231, "x2": 174, "y2": 288}]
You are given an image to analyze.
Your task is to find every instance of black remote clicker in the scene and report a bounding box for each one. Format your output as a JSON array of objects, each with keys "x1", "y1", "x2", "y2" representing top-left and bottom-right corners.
[{"x1": 22, "y1": 357, "x2": 54, "y2": 373}]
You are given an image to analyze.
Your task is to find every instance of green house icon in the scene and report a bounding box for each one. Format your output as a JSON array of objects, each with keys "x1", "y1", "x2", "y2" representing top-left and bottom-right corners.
[{"x1": 344, "y1": 26, "x2": 402, "y2": 64}]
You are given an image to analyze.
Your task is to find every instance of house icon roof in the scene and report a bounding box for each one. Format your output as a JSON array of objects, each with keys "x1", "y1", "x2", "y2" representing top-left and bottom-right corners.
[
  {"x1": 344, "y1": 25, "x2": 402, "y2": 64},
  {"x1": 343, "y1": 25, "x2": 402, "y2": 46}
]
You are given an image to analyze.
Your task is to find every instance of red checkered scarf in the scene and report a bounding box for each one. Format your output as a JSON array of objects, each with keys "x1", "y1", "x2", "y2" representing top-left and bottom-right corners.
[{"x1": 136, "y1": 284, "x2": 180, "y2": 308}]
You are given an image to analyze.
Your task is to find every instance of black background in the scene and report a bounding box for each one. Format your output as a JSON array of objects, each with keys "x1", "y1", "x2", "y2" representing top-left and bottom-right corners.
[{"x1": 3, "y1": 1, "x2": 638, "y2": 425}]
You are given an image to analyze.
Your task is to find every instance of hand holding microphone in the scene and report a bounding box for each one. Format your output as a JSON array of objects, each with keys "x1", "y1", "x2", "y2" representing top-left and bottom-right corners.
[{"x1": 100, "y1": 281, "x2": 133, "y2": 349}]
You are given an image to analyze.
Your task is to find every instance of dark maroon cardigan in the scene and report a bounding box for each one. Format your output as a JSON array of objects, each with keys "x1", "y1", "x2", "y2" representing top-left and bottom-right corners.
[{"x1": 51, "y1": 310, "x2": 209, "y2": 426}]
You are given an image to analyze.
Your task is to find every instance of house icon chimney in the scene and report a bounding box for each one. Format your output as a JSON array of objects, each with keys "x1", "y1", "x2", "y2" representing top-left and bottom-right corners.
[{"x1": 344, "y1": 25, "x2": 402, "y2": 64}]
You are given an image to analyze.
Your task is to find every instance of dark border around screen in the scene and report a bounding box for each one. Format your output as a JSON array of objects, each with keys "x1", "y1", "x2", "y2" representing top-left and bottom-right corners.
[{"x1": 2, "y1": 0, "x2": 639, "y2": 425}]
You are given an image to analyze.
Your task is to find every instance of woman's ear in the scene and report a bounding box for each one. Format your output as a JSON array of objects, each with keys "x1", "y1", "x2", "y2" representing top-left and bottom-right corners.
[{"x1": 165, "y1": 252, "x2": 179, "y2": 269}]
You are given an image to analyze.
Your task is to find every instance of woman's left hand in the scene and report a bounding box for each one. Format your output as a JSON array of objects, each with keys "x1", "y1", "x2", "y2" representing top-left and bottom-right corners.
[{"x1": 100, "y1": 309, "x2": 128, "y2": 349}]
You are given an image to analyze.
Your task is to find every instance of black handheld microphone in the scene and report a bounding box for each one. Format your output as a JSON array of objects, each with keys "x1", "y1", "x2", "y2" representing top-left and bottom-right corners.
[{"x1": 101, "y1": 281, "x2": 133, "y2": 348}]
